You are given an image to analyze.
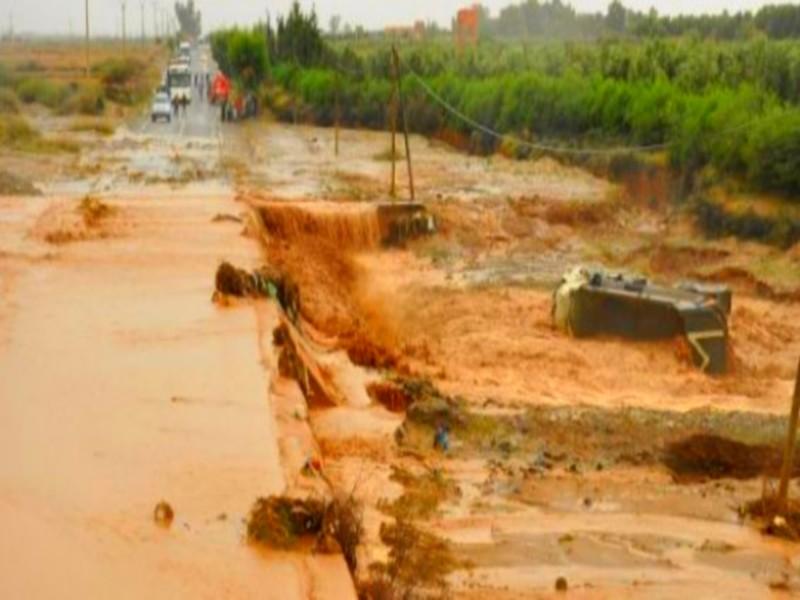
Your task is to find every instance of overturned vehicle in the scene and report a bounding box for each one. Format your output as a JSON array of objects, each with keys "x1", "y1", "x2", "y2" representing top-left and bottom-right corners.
[{"x1": 553, "y1": 266, "x2": 731, "y2": 374}]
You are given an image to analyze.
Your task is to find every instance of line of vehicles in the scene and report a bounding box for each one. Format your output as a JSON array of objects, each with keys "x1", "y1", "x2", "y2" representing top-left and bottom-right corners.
[
  {"x1": 151, "y1": 41, "x2": 194, "y2": 123},
  {"x1": 150, "y1": 40, "x2": 259, "y2": 124}
]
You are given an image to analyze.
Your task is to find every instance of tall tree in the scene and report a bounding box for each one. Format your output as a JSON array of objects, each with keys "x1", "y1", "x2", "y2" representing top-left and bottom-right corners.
[{"x1": 174, "y1": 0, "x2": 201, "y2": 38}]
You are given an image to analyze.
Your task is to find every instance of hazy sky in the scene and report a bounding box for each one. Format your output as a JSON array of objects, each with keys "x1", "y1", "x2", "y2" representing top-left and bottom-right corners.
[{"x1": 1, "y1": 0, "x2": 790, "y2": 37}]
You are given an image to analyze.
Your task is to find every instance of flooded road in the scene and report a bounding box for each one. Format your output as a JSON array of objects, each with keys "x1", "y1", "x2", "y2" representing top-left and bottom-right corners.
[{"x1": 0, "y1": 48, "x2": 355, "y2": 599}]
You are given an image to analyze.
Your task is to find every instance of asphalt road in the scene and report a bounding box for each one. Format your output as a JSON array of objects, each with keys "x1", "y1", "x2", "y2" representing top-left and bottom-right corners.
[{"x1": 135, "y1": 45, "x2": 222, "y2": 139}]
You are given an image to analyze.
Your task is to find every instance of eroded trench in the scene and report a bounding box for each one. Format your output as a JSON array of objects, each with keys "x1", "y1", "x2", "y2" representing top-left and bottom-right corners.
[{"x1": 216, "y1": 197, "x2": 800, "y2": 594}]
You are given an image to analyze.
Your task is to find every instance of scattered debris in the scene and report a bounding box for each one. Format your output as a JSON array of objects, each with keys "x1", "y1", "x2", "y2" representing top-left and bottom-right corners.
[
  {"x1": 211, "y1": 212, "x2": 243, "y2": 224},
  {"x1": 664, "y1": 434, "x2": 788, "y2": 481},
  {"x1": 743, "y1": 494, "x2": 800, "y2": 541},
  {"x1": 33, "y1": 196, "x2": 119, "y2": 245},
  {"x1": 247, "y1": 494, "x2": 363, "y2": 572},
  {"x1": 213, "y1": 261, "x2": 300, "y2": 322},
  {"x1": 247, "y1": 496, "x2": 326, "y2": 549}
]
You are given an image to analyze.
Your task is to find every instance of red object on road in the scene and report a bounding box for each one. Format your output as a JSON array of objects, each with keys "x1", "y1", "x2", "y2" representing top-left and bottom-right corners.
[{"x1": 209, "y1": 73, "x2": 231, "y2": 104}]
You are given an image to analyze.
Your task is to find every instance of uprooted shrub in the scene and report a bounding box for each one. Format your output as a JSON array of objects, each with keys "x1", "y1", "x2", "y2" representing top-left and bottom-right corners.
[
  {"x1": 247, "y1": 496, "x2": 326, "y2": 549},
  {"x1": 247, "y1": 494, "x2": 364, "y2": 572}
]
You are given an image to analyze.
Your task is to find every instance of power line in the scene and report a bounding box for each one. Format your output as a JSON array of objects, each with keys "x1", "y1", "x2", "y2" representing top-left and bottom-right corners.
[
  {"x1": 327, "y1": 55, "x2": 783, "y2": 158},
  {"x1": 406, "y1": 70, "x2": 671, "y2": 156}
]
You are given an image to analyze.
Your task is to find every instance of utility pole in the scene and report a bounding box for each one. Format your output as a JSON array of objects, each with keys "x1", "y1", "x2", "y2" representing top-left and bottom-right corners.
[
  {"x1": 121, "y1": 1, "x2": 127, "y2": 54},
  {"x1": 391, "y1": 46, "x2": 416, "y2": 202},
  {"x1": 152, "y1": 1, "x2": 159, "y2": 40},
  {"x1": 777, "y1": 358, "x2": 800, "y2": 514},
  {"x1": 84, "y1": 0, "x2": 90, "y2": 76},
  {"x1": 389, "y1": 54, "x2": 398, "y2": 198},
  {"x1": 334, "y1": 71, "x2": 340, "y2": 157}
]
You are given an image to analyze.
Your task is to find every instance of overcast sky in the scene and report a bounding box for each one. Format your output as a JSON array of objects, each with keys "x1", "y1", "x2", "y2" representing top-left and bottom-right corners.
[{"x1": 2, "y1": 0, "x2": 791, "y2": 37}]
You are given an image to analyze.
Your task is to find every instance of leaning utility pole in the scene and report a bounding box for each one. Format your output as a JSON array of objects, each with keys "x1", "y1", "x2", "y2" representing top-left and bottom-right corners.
[
  {"x1": 391, "y1": 46, "x2": 416, "y2": 202},
  {"x1": 777, "y1": 358, "x2": 800, "y2": 514},
  {"x1": 84, "y1": 0, "x2": 90, "y2": 76}
]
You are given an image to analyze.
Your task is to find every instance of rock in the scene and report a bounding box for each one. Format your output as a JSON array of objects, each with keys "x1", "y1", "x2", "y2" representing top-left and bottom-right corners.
[
  {"x1": 555, "y1": 576, "x2": 568, "y2": 592},
  {"x1": 153, "y1": 501, "x2": 174, "y2": 528}
]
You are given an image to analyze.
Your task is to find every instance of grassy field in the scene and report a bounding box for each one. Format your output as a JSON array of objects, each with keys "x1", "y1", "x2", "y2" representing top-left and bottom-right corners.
[{"x1": 0, "y1": 40, "x2": 167, "y2": 159}]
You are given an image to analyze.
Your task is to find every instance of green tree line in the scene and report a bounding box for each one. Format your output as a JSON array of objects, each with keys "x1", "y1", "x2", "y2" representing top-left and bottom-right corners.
[
  {"x1": 209, "y1": 2, "x2": 800, "y2": 198},
  {"x1": 481, "y1": 0, "x2": 800, "y2": 41}
]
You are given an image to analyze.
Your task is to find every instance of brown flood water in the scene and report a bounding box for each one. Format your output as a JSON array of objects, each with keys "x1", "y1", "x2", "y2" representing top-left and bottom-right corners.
[{"x1": 0, "y1": 191, "x2": 351, "y2": 598}]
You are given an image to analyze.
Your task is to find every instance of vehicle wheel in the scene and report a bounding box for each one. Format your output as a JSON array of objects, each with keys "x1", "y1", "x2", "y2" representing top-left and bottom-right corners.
[{"x1": 151, "y1": 115, "x2": 156, "y2": 122}]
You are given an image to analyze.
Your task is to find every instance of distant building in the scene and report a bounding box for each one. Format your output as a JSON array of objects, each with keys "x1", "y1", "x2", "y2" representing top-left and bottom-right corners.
[
  {"x1": 384, "y1": 20, "x2": 426, "y2": 41},
  {"x1": 455, "y1": 5, "x2": 480, "y2": 48}
]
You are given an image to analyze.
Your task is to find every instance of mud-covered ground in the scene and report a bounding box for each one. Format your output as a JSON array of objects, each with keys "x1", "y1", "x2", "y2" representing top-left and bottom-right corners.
[{"x1": 237, "y1": 122, "x2": 800, "y2": 598}]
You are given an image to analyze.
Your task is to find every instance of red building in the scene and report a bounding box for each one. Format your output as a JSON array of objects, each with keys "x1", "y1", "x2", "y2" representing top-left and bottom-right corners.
[{"x1": 455, "y1": 5, "x2": 480, "y2": 48}]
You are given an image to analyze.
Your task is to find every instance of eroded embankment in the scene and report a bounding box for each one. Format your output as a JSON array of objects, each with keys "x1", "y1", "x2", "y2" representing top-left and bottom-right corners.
[
  {"x1": 229, "y1": 193, "x2": 800, "y2": 598},
  {"x1": 244, "y1": 197, "x2": 435, "y2": 371}
]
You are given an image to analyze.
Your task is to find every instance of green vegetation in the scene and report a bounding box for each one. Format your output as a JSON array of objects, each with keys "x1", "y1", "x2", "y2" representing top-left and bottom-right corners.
[
  {"x1": 92, "y1": 57, "x2": 151, "y2": 106},
  {"x1": 15, "y1": 78, "x2": 70, "y2": 108},
  {"x1": 210, "y1": 29, "x2": 269, "y2": 91},
  {"x1": 477, "y1": 0, "x2": 800, "y2": 41},
  {"x1": 0, "y1": 114, "x2": 78, "y2": 153}
]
